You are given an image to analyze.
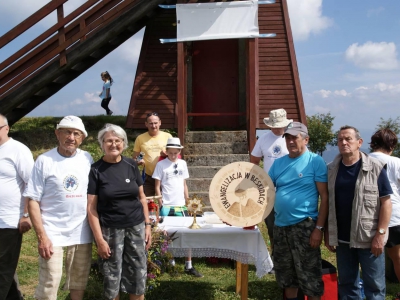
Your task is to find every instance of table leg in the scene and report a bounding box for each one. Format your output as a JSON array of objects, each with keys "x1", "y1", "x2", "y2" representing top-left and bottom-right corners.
[{"x1": 236, "y1": 261, "x2": 249, "y2": 300}]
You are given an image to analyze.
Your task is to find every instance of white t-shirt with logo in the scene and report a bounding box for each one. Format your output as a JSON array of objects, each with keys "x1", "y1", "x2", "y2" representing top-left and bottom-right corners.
[
  {"x1": 251, "y1": 130, "x2": 289, "y2": 173},
  {"x1": 23, "y1": 148, "x2": 93, "y2": 246},
  {"x1": 0, "y1": 138, "x2": 34, "y2": 228},
  {"x1": 152, "y1": 158, "x2": 189, "y2": 206},
  {"x1": 369, "y1": 152, "x2": 400, "y2": 227}
]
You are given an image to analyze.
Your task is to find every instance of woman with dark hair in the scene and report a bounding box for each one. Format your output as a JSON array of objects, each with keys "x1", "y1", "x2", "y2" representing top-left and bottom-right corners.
[
  {"x1": 369, "y1": 128, "x2": 400, "y2": 296},
  {"x1": 100, "y1": 71, "x2": 114, "y2": 116},
  {"x1": 87, "y1": 124, "x2": 152, "y2": 300}
]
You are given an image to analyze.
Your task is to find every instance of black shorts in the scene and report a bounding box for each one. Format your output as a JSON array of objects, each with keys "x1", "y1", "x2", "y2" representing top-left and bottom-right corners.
[{"x1": 386, "y1": 225, "x2": 400, "y2": 248}]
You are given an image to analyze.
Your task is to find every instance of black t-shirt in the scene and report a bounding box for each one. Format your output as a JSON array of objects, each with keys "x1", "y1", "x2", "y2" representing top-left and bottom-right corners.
[
  {"x1": 88, "y1": 156, "x2": 144, "y2": 228},
  {"x1": 335, "y1": 159, "x2": 392, "y2": 242}
]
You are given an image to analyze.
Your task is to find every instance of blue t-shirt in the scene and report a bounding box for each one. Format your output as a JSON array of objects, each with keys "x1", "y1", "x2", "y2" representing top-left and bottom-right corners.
[
  {"x1": 100, "y1": 81, "x2": 111, "y2": 99},
  {"x1": 269, "y1": 150, "x2": 328, "y2": 227},
  {"x1": 335, "y1": 159, "x2": 392, "y2": 242}
]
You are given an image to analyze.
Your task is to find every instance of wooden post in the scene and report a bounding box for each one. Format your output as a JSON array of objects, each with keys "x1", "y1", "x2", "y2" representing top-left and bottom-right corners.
[
  {"x1": 236, "y1": 261, "x2": 249, "y2": 300},
  {"x1": 177, "y1": 41, "x2": 187, "y2": 155},
  {"x1": 246, "y1": 38, "x2": 259, "y2": 153},
  {"x1": 57, "y1": 4, "x2": 67, "y2": 66}
]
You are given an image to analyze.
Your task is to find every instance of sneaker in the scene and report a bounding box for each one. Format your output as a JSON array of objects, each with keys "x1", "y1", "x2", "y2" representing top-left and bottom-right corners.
[
  {"x1": 268, "y1": 267, "x2": 275, "y2": 275},
  {"x1": 184, "y1": 267, "x2": 204, "y2": 277},
  {"x1": 107, "y1": 110, "x2": 113, "y2": 116}
]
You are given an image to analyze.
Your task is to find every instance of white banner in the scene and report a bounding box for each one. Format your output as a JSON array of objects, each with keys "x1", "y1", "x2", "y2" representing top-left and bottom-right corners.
[{"x1": 176, "y1": 1, "x2": 259, "y2": 42}]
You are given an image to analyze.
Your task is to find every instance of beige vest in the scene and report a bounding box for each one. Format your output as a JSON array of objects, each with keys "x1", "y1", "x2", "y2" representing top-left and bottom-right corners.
[{"x1": 327, "y1": 152, "x2": 387, "y2": 248}]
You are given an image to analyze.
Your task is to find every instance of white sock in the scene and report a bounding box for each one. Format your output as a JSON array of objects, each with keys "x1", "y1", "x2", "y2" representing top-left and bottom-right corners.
[
  {"x1": 169, "y1": 259, "x2": 175, "y2": 266},
  {"x1": 185, "y1": 261, "x2": 192, "y2": 269}
]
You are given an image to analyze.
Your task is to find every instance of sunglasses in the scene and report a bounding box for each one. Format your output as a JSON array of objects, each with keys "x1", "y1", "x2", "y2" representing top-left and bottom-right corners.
[
  {"x1": 146, "y1": 112, "x2": 159, "y2": 117},
  {"x1": 174, "y1": 163, "x2": 178, "y2": 175}
]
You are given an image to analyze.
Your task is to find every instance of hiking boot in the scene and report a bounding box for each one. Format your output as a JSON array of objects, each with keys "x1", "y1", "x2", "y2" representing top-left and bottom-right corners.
[
  {"x1": 184, "y1": 267, "x2": 204, "y2": 277},
  {"x1": 107, "y1": 110, "x2": 113, "y2": 116}
]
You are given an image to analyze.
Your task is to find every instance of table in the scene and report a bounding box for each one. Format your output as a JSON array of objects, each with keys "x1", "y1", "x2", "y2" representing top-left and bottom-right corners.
[{"x1": 160, "y1": 216, "x2": 273, "y2": 299}]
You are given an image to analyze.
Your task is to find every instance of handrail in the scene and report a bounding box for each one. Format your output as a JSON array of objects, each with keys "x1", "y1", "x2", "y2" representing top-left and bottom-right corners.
[{"x1": 0, "y1": 0, "x2": 137, "y2": 97}]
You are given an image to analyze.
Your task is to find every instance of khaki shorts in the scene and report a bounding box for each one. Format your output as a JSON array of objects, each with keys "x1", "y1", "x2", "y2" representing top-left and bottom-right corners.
[{"x1": 35, "y1": 243, "x2": 92, "y2": 300}]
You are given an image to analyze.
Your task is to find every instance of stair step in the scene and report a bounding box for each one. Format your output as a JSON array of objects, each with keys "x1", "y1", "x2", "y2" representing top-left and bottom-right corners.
[
  {"x1": 185, "y1": 154, "x2": 249, "y2": 166},
  {"x1": 188, "y1": 166, "x2": 222, "y2": 178},
  {"x1": 185, "y1": 131, "x2": 247, "y2": 143},
  {"x1": 186, "y1": 178, "x2": 212, "y2": 191},
  {"x1": 185, "y1": 142, "x2": 248, "y2": 155}
]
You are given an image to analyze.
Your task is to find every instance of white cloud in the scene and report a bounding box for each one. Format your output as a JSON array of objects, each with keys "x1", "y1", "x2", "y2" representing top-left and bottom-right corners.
[
  {"x1": 117, "y1": 30, "x2": 145, "y2": 65},
  {"x1": 314, "y1": 89, "x2": 332, "y2": 98},
  {"x1": 345, "y1": 41, "x2": 398, "y2": 70},
  {"x1": 367, "y1": 7, "x2": 385, "y2": 17},
  {"x1": 334, "y1": 90, "x2": 349, "y2": 97},
  {"x1": 287, "y1": 0, "x2": 333, "y2": 41}
]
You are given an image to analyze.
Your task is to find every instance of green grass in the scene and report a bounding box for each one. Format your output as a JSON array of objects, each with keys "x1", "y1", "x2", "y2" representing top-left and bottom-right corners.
[{"x1": 10, "y1": 116, "x2": 400, "y2": 299}]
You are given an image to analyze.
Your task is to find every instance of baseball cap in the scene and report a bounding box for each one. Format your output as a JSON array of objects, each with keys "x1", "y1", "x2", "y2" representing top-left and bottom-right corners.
[{"x1": 283, "y1": 122, "x2": 308, "y2": 137}]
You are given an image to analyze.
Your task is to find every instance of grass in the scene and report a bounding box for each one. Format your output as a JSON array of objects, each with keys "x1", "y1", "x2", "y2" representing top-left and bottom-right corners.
[{"x1": 9, "y1": 116, "x2": 400, "y2": 299}]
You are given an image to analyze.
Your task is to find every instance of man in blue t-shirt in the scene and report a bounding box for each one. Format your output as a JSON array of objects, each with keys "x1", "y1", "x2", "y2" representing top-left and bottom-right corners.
[
  {"x1": 325, "y1": 126, "x2": 392, "y2": 299},
  {"x1": 269, "y1": 122, "x2": 328, "y2": 300}
]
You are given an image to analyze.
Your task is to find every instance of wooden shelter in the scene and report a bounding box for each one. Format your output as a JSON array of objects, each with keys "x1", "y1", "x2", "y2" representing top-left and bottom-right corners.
[{"x1": 126, "y1": 0, "x2": 306, "y2": 150}]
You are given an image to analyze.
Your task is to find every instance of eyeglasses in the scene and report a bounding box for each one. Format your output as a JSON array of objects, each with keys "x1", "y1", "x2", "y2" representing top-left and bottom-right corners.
[
  {"x1": 58, "y1": 129, "x2": 83, "y2": 138},
  {"x1": 103, "y1": 139, "x2": 123, "y2": 146},
  {"x1": 174, "y1": 163, "x2": 178, "y2": 174},
  {"x1": 146, "y1": 112, "x2": 159, "y2": 117}
]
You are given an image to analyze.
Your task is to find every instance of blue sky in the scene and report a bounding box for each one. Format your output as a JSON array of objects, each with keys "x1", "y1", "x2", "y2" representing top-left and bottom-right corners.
[{"x1": 1, "y1": 0, "x2": 400, "y2": 142}]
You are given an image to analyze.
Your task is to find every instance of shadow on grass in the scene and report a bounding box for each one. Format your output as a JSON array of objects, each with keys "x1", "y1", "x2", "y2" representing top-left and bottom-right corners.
[{"x1": 146, "y1": 280, "x2": 217, "y2": 300}]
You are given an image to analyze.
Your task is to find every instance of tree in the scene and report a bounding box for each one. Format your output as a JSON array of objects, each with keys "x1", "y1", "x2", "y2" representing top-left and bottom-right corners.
[
  {"x1": 374, "y1": 116, "x2": 400, "y2": 157},
  {"x1": 306, "y1": 113, "x2": 335, "y2": 156}
]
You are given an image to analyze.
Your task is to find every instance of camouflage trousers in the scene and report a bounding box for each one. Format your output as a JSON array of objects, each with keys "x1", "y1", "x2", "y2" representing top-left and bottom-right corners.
[
  {"x1": 99, "y1": 223, "x2": 147, "y2": 299},
  {"x1": 273, "y1": 217, "x2": 323, "y2": 297}
]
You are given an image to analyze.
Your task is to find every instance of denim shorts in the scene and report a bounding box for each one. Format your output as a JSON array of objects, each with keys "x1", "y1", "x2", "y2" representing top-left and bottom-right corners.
[{"x1": 273, "y1": 217, "x2": 323, "y2": 297}]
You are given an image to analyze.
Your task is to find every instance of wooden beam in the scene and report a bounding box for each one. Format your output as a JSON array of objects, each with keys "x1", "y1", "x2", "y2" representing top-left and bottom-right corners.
[
  {"x1": 246, "y1": 37, "x2": 259, "y2": 151},
  {"x1": 57, "y1": 5, "x2": 67, "y2": 67},
  {"x1": 282, "y1": 0, "x2": 307, "y2": 124},
  {"x1": 177, "y1": 41, "x2": 186, "y2": 153}
]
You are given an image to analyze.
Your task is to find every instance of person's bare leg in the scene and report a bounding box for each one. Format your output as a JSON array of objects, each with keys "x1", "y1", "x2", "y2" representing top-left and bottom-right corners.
[
  {"x1": 387, "y1": 245, "x2": 400, "y2": 281},
  {"x1": 112, "y1": 293, "x2": 120, "y2": 300},
  {"x1": 129, "y1": 294, "x2": 144, "y2": 300},
  {"x1": 70, "y1": 289, "x2": 84, "y2": 300},
  {"x1": 285, "y1": 287, "x2": 298, "y2": 298}
]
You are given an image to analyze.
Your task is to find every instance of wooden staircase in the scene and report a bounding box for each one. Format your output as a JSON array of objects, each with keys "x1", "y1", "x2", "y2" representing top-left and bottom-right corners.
[
  {"x1": 0, "y1": 0, "x2": 169, "y2": 125},
  {"x1": 185, "y1": 131, "x2": 249, "y2": 210}
]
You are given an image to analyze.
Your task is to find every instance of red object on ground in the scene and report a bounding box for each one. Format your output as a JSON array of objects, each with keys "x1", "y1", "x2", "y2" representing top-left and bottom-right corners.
[{"x1": 243, "y1": 225, "x2": 256, "y2": 230}]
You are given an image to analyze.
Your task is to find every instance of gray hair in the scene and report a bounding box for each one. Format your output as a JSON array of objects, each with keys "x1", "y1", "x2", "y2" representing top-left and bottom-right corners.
[
  {"x1": 339, "y1": 125, "x2": 361, "y2": 140},
  {"x1": 0, "y1": 114, "x2": 8, "y2": 125},
  {"x1": 300, "y1": 132, "x2": 309, "y2": 139},
  {"x1": 98, "y1": 123, "x2": 128, "y2": 151}
]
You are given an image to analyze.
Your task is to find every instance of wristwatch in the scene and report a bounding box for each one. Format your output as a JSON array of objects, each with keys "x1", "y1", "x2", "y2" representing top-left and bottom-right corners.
[
  {"x1": 23, "y1": 213, "x2": 29, "y2": 218},
  {"x1": 378, "y1": 228, "x2": 386, "y2": 235},
  {"x1": 315, "y1": 225, "x2": 325, "y2": 232}
]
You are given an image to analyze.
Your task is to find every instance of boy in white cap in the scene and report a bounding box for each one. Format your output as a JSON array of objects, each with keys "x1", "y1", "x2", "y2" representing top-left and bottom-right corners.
[
  {"x1": 152, "y1": 137, "x2": 203, "y2": 277},
  {"x1": 25, "y1": 116, "x2": 93, "y2": 300}
]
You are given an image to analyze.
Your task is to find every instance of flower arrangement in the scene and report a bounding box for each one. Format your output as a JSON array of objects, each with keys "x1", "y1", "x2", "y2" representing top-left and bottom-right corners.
[{"x1": 146, "y1": 227, "x2": 177, "y2": 293}]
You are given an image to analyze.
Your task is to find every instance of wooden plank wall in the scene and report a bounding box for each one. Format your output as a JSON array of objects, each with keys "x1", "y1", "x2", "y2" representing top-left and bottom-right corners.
[
  {"x1": 126, "y1": 9, "x2": 177, "y2": 129},
  {"x1": 257, "y1": 0, "x2": 306, "y2": 128}
]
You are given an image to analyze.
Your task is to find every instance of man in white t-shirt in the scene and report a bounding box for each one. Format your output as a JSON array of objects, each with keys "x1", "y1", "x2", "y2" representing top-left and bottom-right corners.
[
  {"x1": 24, "y1": 116, "x2": 93, "y2": 300},
  {"x1": 0, "y1": 114, "x2": 34, "y2": 300},
  {"x1": 250, "y1": 109, "x2": 292, "y2": 255}
]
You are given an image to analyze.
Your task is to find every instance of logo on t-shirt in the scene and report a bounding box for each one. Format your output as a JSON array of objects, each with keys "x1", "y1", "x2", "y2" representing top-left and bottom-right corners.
[
  {"x1": 272, "y1": 145, "x2": 282, "y2": 156},
  {"x1": 63, "y1": 175, "x2": 79, "y2": 192}
]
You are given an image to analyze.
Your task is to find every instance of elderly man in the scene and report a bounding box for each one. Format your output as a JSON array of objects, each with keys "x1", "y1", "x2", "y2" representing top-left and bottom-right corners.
[
  {"x1": 325, "y1": 126, "x2": 392, "y2": 299},
  {"x1": 0, "y1": 114, "x2": 34, "y2": 300},
  {"x1": 132, "y1": 112, "x2": 172, "y2": 196},
  {"x1": 24, "y1": 116, "x2": 93, "y2": 300},
  {"x1": 250, "y1": 108, "x2": 291, "y2": 254},
  {"x1": 268, "y1": 122, "x2": 328, "y2": 300}
]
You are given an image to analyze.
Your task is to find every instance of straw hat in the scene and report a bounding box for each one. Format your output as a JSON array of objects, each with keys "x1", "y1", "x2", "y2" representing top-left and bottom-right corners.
[
  {"x1": 209, "y1": 162, "x2": 275, "y2": 227},
  {"x1": 166, "y1": 137, "x2": 184, "y2": 149},
  {"x1": 263, "y1": 108, "x2": 292, "y2": 128}
]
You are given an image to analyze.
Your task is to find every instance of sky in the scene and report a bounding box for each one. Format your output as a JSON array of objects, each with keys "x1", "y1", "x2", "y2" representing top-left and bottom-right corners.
[{"x1": 1, "y1": 0, "x2": 400, "y2": 142}]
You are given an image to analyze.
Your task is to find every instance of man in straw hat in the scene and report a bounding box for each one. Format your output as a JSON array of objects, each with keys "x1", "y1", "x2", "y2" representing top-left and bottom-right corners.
[
  {"x1": 250, "y1": 108, "x2": 291, "y2": 256},
  {"x1": 152, "y1": 137, "x2": 203, "y2": 277},
  {"x1": 268, "y1": 122, "x2": 328, "y2": 299},
  {"x1": 24, "y1": 116, "x2": 93, "y2": 300}
]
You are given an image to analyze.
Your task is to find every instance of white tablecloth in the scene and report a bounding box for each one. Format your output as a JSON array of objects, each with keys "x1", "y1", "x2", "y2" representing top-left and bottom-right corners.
[{"x1": 160, "y1": 216, "x2": 273, "y2": 277}]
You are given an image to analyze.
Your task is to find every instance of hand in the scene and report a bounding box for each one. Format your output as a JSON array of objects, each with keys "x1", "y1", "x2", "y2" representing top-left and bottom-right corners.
[
  {"x1": 145, "y1": 226, "x2": 152, "y2": 250},
  {"x1": 97, "y1": 239, "x2": 111, "y2": 259},
  {"x1": 38, "y1": 236, "x2": 54, "y2": 260},
  {"x1": 136, "y1": 158, "x2": 145, "y2": 166},
  {"x1": 309, "y1": 228, "x2": 323, "y2": 248},
  {"x1": 371, "y1": 233, "x2": 385, "y2": 257},
  {"x1": 160, "y1": 150, "x2": 167, "y2": 158},
  {"x1": 18, "y1": 217, "x2": 32, "y2": 234},
  {"x1": 324, "y1": 230, "x2": 336, "y2": 252}
]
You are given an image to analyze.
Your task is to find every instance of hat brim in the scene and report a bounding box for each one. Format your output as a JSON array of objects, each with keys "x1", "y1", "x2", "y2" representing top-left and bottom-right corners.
[
  {"x1": 56, "y1": 124, "x2": 88, "y2": 137},
  {"x1": 263, "y1": 118, "x2": 293, "y2": 128},
  {"x1": 283, "y1": 128, "x2": 304, "y2": 137},
  {"x1": 166, "y1": 145, "x2": 184, "y2": 149}
]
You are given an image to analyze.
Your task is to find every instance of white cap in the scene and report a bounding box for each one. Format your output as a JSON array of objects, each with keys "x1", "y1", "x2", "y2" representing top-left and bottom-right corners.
[{"x1": 56, "y1": 116, "x2": 88, "y2": 137}]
